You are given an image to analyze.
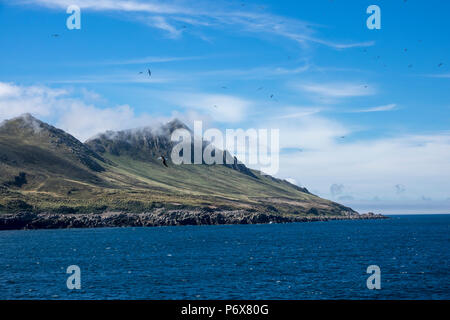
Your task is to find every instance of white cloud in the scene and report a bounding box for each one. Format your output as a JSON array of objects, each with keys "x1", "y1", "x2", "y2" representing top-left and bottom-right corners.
[
  {"x1": 0, "y1": 82, "x2": 22, "y2": 97},
  {"x1": 92, "y1": 55, "x2": 202, "y2": 66},
  {"x1": 264, "y1": 114, "x2": 349, "y2": 150},
  {"x1": 298, "y1": 82, "x2": 375, "y2": 99},
  {"x1": 56, "y1": 103, "x2": 165, "y2": 141},
  {"x1": 0, "y1": 82, "x2": 69, "y2": 120},
  {"x1": 353, "y1": 103, "x2": 397, "y2": 113},
  {"x1": 0, "y1": 82, "x2": 250, "y2": 142},
  {"x1": 146, "y1": 16, "x2": 183, "y2": 38},
  {"x1": 18, "y1": 0, "x2": 186, "y2": 14},
  {"x1": 0, "y1": 82, "x2": 168, "y2": 141},
  {"x1": 285, "y1": 178, "x2": 298, "y2": 186},
  {"x1": 274, "y1": 106, "x2": 322, "y2": 119},
  {"x1": 47, "y1": 71, "x2": 174, "y2": 84},
  {"x1": 239, "y1": 109, "x2": 450, "y2": 213},
  {"x1": 275, "y1": 129, "x2": 450, "y2": 213},
  {"x1": 165, "y1": 92, "x2": 250, "y2": 123}
]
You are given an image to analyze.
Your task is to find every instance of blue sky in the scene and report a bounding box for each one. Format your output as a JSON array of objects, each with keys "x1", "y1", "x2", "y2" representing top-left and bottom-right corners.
[{"x1": 0, "y1": 0, "x2": 449, "y2": 213}]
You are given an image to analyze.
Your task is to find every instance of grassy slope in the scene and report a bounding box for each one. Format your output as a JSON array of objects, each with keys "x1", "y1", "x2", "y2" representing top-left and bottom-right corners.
[
  {"x1": 1, "y1": 149, "x2": 354, "y2": 216},
  {"x1": 0, "y1": 117, "x2": 355, "y2": 216}
]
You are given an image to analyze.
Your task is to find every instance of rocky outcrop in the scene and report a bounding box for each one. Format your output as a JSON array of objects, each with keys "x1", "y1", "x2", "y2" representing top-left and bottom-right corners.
[{"x1": 0, "y1": 210, "x2": 387, "y2": 231}]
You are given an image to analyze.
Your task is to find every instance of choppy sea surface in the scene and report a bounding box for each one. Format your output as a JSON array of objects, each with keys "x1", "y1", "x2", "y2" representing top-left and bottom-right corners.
[{"x1": 0, "y1": 215, "x2": 448, "y2": 299}]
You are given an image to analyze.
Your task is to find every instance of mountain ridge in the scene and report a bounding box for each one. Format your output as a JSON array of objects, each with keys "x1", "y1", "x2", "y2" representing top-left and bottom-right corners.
[{"x1": 85, "y1": 118, "x2": 260, "y2": 179}]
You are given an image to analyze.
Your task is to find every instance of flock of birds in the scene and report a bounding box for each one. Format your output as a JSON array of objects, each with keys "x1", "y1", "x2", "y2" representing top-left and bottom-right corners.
[
  {"x1": 50, "y1": 32, "x2": 446, "y2": 166},
  {"x1": 49, "y1": 1, "x2": 445, "y2": 168},
  {"x1": 151, "y1": 41, "x2": 445, "y2": 165},
  {"x1": 364, "y1": 44, "x2": 444, "y2": 70}
]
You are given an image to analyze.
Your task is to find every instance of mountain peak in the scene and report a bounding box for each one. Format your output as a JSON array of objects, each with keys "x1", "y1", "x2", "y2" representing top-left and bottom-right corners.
[
  {"x1": 15, "y1": 113, "x2": 40, "y2": 122},
  {"x1": 0, "y1": 114, "x2": 106, "y2": 172},
  {"x1": 85, "y1": 118, "x2": 193, "y2": 160},
  {"x1": 165, "y1": 118, "x2": 191, "y2": 132},
  {"x1": 0, "y1": 113, "x2": 45, "y2": 134}
]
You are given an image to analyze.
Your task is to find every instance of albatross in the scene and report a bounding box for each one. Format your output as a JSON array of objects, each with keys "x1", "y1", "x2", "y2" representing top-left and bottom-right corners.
[{"x1": 158, "y1": 155, "x2": 168, "y2": 167}]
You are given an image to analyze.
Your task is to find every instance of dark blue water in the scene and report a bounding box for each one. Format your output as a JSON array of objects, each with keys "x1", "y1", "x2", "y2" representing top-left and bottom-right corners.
[{"x1": 0, "y1": 215, "x2": 448, "y2": 299}]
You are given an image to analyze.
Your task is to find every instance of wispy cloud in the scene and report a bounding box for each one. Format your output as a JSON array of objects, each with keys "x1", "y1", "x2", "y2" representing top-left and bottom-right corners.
[
  {"x1": 14, "y1": 0, "x2": 375, "y2": 50},
  {"x1": 425, "y1": 73, "x2": 450, "y2": 78},
  {"x1": 95, "y1": 55, "x2": 203, "y2": 66},
  {"x1": 191, "y1": 62, "x2": 311, "y2": 80},
  {"x1": 298, "y1": 82, "x2": 375, "y2": 99},
  {"x1": 294, "y1": 36, "x2": 375, "y2": 50},
  {"x1": 45, "y1": 62, "x2": 312, "y2": 84},
  {"x1": 275, "y1": 106, "x2": 322, "y2": 119},
  {"x1": 352, "y1": 103, "x2": 397, "y2": 113},
  {"x1": 17, "y1": 0, "x2": 188, "y2": 14},
  {"x1": 145, "y1": 16, "x2": 183, "y2": 38},
  {"x1": 46, "y1": 71, "x2": 176, "y2": 84}
]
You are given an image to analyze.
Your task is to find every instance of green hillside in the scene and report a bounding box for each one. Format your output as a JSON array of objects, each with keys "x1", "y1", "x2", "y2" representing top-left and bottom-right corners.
[{"x1": 0, "y1": 114, "x2": 356, "y2": 217}]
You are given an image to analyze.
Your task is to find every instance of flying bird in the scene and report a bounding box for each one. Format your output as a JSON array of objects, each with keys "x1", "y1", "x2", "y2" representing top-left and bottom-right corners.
[
  {"x1": 158, "y1": 155, "x2": 168, "y2": 167},
  {"x1": 438, "y1": 63, "x2": 444, "y2": 67},
  {"x1": 51, "y1": 34, "x2": 60, "y2": 37},
  {"x1": 147, "y1": 69, "x2": 152, "y2": 77}
]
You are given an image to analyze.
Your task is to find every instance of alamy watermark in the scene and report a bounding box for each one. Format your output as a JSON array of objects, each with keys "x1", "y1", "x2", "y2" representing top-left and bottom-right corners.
[
  {"x1": 366, "y1": 265, "x2": 381, "y2": 290},
  {"x1": 366, "y1": 5, "x2": 381, "y2": 30},
  {"x1": 66, "y1": 5, "x2": 81, "y2": 30},
  {"x1": 170, "y1": 121, "x2": 280, "y2": 175},
  {"x1": 66, "y1": 265, "x2": 81, "y2": 290}
]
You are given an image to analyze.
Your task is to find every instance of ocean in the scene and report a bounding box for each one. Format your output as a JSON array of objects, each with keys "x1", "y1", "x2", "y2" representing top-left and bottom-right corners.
[{"x1": 0, "y1": 215, "x2": 448, "y2": 299}]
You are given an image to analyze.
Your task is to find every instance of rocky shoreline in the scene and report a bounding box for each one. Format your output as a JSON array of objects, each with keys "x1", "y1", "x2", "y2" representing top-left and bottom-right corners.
[{"x1": 0, "y1": 209, "x2": 386, "y2": 231}]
